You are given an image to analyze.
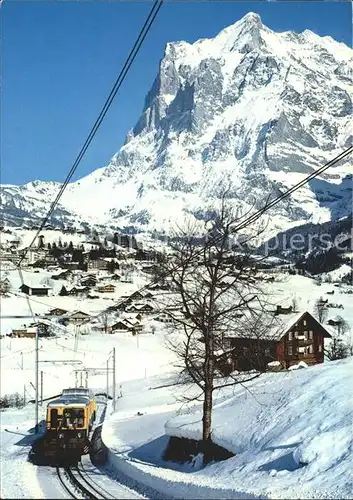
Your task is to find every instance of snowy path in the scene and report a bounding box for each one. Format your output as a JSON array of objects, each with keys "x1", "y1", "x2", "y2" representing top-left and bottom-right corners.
[{"x1": 0, "y1": 407, "x2": 46, "y2": 498}]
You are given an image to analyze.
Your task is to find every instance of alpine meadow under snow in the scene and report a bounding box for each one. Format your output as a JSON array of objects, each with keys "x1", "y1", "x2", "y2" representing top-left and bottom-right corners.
[{"x1": 1, "y1": 13, "x2": 352, "y2": 236}]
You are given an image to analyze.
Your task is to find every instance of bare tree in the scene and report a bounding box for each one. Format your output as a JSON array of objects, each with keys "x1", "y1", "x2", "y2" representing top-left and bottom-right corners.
[
  {"x1": 325, "y1": 315, "x2": 351, "y2": 361},
  {"x1": 101, "y1": 311, "x2": 111, "y2": 333},
  {"x1": 159, "y1": 196, "x2": 276, "y2": 463},
  {"x1": 314, "y1": 297, "x2": 328, "y2": 323},
  {"x1": 0, "y1": 279, "x2": 11, "y2": 296}
]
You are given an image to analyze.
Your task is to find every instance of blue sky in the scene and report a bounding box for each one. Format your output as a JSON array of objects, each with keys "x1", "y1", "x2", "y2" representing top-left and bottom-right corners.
[{"x1": 2, "y1": 0, "x2": 352, "y2": 185}]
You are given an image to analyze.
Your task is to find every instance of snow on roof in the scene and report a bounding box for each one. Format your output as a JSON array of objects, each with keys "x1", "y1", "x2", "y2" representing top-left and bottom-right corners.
[
  {"x1": 226, "y1": 310, "x2": 333, "y2": 341},
  {"x1": 21, "y1": 282, "x2": 52, "y2": 290}
]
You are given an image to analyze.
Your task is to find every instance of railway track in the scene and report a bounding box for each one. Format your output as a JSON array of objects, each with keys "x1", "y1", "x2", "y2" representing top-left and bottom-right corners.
[{"x1": 56, "y1": 462, "x2": 115, "y2": 499}]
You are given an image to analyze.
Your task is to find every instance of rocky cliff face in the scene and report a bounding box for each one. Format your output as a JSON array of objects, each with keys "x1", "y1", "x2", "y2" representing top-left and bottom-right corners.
[{"x1": 2, "y1": 13, "x2": 352, "y2": 236}]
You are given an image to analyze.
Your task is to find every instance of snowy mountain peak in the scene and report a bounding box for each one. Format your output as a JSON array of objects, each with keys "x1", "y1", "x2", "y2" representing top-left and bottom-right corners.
[{"x1": 2, "y1": 13, "x2": 352, "y2": 236}]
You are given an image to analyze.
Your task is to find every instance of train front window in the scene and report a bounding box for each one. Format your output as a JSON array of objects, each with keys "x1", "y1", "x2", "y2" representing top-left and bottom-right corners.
[
  {"x1": 63, "y1": 408, "x2": 85, "y2": 428},
  {"x1": 50, "y1": 409, "x2": 58, "y2": 428}
]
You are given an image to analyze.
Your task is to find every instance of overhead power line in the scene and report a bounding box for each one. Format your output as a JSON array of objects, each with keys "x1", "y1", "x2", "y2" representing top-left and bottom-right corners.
[
  {"x1": 9, "y1": 146, "x2": 351, "y2": 324},
  {"x1": 12, "y1": 0, "x2": 164, "y2": 432},
  {"x1": 18, "y1": 0, "x2": 164, "y2": 267},
  {"x1": 93, "y1": 145, "x2": 352, "y2": 314}
]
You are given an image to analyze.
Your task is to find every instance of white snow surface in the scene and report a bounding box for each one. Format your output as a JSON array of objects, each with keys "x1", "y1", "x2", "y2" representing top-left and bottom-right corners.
[{"x1": 102, "y1": 359, "x2": 353, "y2": 499}]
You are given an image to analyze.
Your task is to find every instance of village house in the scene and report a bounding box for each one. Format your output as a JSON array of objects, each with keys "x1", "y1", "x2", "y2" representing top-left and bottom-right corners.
[
  {"x1": 51, "y1": 270, "x2": 72, "y2": 280},
  {"x1": 221, "y1": 311, "x2": 332, "y2": 373},
  {"x1": 0, "y1": 250, "x2": 19, "y2": 265},
  {"x1": 126, "y1": 302, "x2": 155, "y2": 314},
  {"x1": 153, "y1": 312, "x2": 174, "y2": 324},
  {"x1": 45, "y1": 307, "x2": 68, "y2": 316},
  {"x1": 87, "y1": 258, "x2": 109, "y2": 271},
  {"x1": 19, "y1": 283, "x2": 52, "y2": 296},
  {"x1": 28, "y1": 321, "x2": 51, "y2": 337},
  {"x1": 80, "y1": 276, "x2": 97, "y2": 287},
  {"x1": 59, "y1": 310, "x2": 91, "y2": 326},
  {"x1": 110, "y1": 318, "x2": 142, "y2": 333},
  {"x1": 67, "y1": 285, "x2": 90, "y2": 296},
  {"x1": 274, "y1": 304, "x2": 293, "y2": 316},
  {"x1": 10, "y1": 327, "x2": 37, "y2": 338}
]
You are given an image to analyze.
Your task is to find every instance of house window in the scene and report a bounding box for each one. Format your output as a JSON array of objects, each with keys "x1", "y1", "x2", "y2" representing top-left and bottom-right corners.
[
  {"x1": 288, "y1": 345, "x2": 293, "y2": 355},
  {"x1": 308, "y1": 345, "x2": 313, "y2": 354},
  {"x1": 288, "y1": 331, "x2": 292, "y2": 341},
  {"x1": 309, "y1": 330, "x2": 313, "y2": 339},
  {"x1": 294, "y1": 331, "x2": 298, "y2": 338},
  {"x1": 303, "y1": 320, "x2": 307, "y2": 326},
  {"x1": 304, "y1": 330, "x2": 308, "y2": 339},
  {"x1": 318, "y1": 344, "x2": 322, "y2": 352}
]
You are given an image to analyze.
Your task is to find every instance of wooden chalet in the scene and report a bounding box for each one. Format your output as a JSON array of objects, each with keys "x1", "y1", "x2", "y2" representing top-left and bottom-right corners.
[
  {"x1": 28, "y1": 321, "x2": 51, "y2": 337},
  {"x1": 67, "y1": 285, "x2": 90, "y2": 296},
  {"x1": 19, "y1": 283, "x2": 51, "y2": 296},
  {"x1": 126, "y1": 303, "x2": 155, "y2": 314},
  {"x1": 51, "y1": 270, "x2": 72, "y2": 280},
  {"x1": 87, "y1": 258, "x2": 109, "y2": 271},
  {"x1": 130, "y1": 291, "x2": 146, "y2": 301},
  {"x1": 61, "y1": 310, "x2": 91, "y2": 325},
  {"x1": 97, "y1": 284, "x2": 116, "y2": 293},
  {"x1": 221, "y1": 311, "x2": 332, "y2": 373},
  {"x1": 110, "y1": 319, "x2": 134, "y2": 332},
  {"x1": 45, "y1": 307, "x2": 68, "y2": 316},
  {"x1": 274, "y1": 305, "x2": 293, "y2": 316},
  {"x1": 110, "y1": 318, "x2": 142, "y2": 333},
  {"x1": 10, "y1": 327, "x2": 37, "y2": 338},
  {"x1": 81, "y1": 277, "x2": 97, "y2": 287}
]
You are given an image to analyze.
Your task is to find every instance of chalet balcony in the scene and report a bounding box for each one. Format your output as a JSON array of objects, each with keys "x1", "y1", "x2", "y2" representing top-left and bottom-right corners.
[{"x1": 297, "y1": 338, "x2": 314, "y2": 347}]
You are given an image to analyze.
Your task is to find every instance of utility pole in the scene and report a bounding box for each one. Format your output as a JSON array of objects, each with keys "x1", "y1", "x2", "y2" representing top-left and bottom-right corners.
[
  {"x1": 106, "y1": 358, "x2": 109, "y2": 399},
  {"x1": 112, "y1": 347, "x2": 116, "y2": 411},
  {"x1": 23, "y1": 384, "x2": 26, "y2": 405},
  {"x1": 21, "y1": 351, "x2": 23, "y2": 370},
  {"x1": 40, "y1": 370, "x2": 44, "y2": 406},
  {"x1": 35, "y1": 327, "x2": 39, "y2": 432}
]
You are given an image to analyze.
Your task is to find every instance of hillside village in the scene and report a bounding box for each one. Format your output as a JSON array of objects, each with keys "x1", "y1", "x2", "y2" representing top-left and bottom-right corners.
[{"x1": 1, "y1": 225, "x2": 352, "y2": 377}]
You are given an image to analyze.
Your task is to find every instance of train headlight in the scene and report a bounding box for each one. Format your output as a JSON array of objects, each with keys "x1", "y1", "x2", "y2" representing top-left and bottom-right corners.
[
  {"x1": 58, "y1": 433, "x2": 64, "y2": 439},
  {"x1": 77, "y1": 432, "x2": 82, "y2": 438}
]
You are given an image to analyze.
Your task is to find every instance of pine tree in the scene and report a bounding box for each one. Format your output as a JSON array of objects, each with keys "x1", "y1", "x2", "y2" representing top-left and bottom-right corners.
[{"x1": 59, "y1": 285, "x2": 68, "y2": 296}]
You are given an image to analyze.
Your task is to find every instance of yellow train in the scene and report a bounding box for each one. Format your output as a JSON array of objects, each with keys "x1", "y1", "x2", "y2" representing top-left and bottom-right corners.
[{"x1": 32, "y1": 389, "x2": 97, "y2": 464}]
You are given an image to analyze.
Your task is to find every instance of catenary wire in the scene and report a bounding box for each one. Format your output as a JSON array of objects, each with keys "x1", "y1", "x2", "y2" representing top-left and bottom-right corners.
[
  {"x1": 17, "y1": 0, "x2": 163, "y2": 267},
  {"x1": 5, "y1": 146, "x2": 352, "y2": 324}
]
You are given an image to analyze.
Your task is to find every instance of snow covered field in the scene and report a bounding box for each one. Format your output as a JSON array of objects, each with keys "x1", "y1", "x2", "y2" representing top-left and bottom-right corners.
[{"x1": 1, "y1": 262, "x2": 352, "y2": 498}]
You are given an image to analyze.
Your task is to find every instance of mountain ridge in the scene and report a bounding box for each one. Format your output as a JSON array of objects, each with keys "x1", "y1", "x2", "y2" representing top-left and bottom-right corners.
[{"x1": 2, "y1": 13, "x2": 352, "y2": 237}]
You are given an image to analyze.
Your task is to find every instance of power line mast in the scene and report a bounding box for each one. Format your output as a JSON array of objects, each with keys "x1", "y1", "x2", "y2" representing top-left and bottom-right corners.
[{"x1": 112, "y1": 347, "x2": 116, "y2": 411}]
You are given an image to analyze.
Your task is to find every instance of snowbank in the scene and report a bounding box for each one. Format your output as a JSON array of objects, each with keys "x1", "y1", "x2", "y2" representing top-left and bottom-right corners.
[{"x1": 103, "y1": 358, "x2": 353, "y2": 499}]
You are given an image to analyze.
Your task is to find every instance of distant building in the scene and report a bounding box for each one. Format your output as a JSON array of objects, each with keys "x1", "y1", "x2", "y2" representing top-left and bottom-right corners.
[
  {"x1": 19, "y1": 283, "x2": 51, "y2": 296},
  {"x1": 221, "y1": 311, "x2": 332, "y2": 373},
  {"x1": 97, "y1": 284, "x2": 116, "y2": 293},
  {"x1": 45, "y1": 307, "x2": 68, "y2": 316},
  {"x1": 87, "y1": 259, "x2": 109, "y2": 271}
]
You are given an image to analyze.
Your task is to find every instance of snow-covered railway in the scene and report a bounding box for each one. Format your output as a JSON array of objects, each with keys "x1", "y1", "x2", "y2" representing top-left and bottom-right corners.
[{"x1": 56, "y1": 462, "x2": 115, "y2": 499}]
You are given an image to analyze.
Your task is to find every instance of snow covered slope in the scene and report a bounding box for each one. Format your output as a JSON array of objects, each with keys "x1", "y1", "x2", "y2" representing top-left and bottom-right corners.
[
  {"x1": 102, "y1": 358, "x2": 353, "y2": 499},
  {"x1": 2, "y1": 13, "x2": 352, "y2": 235}
]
